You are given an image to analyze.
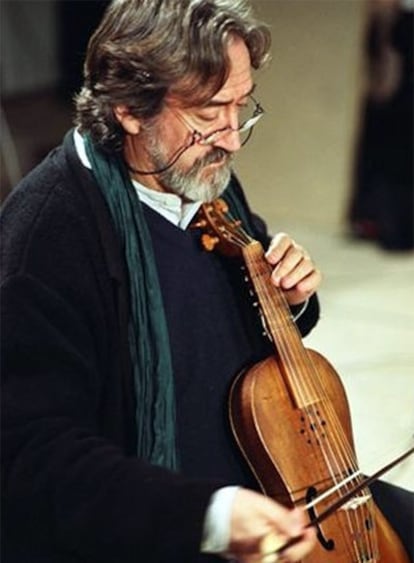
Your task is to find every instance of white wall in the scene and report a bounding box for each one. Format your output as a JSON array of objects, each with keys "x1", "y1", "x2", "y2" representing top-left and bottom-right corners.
[{"x1": 234, "y1": 0, "x2": 367, "y2": 231}]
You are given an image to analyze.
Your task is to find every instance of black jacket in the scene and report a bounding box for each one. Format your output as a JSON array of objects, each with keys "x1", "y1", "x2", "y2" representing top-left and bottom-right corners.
[{"x1": 1, "y1": 131, "x2": 320, "y2": 562}]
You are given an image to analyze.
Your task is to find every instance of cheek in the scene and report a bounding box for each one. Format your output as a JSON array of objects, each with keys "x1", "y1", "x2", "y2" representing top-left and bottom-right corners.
[
  {"x1": 156, "y1": 118, "x2": 210, "y2": 168},
  {"x1": 173, "y1": 142, "x2": 209, "y2": 170}
]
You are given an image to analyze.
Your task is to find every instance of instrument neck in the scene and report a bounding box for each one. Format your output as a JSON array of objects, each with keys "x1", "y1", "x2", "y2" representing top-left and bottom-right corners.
[{"x1": 242, "y1": 241, "x2": 320, "y2": 408}]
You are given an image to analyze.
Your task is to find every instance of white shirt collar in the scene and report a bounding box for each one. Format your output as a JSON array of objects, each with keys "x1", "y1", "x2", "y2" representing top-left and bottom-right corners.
[{"x1": 73, "y1": 129, "x2": 202, "y2": 230}]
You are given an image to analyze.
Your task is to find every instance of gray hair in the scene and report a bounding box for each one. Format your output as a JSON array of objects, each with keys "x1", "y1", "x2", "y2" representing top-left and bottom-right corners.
[{"x1": 75, "y1": 0, "x2": 271, "y2": 153}]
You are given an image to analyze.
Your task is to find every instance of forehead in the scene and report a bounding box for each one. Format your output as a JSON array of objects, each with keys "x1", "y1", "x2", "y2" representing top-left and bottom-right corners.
[
  {"x1": 212, "y1": 36, "x2": 253, "y2": 102},
  {"x1": 168, "y1": 36, "x2": 253, "y2": 109}
]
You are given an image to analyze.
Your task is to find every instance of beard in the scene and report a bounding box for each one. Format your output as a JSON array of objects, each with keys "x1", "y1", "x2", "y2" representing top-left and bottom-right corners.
[
  {"x1": 158, "y1": 148, "x2": 232, "y2": 202},
  {"x1": 140, "y1": 124, "x2": 233, "y2": 202}
]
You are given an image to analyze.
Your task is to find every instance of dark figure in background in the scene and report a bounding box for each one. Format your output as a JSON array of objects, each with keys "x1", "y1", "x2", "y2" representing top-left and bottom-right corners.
[
  {"x1": 1, "y1": 1, "x2": 412, "y2": 562},
  {"x1": 349, "y1": 0, "x2": 413, "y2": 251}
]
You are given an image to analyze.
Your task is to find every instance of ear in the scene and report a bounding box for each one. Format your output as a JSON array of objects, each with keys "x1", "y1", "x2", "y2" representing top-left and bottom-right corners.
[{"x1": 113, "y1": 105, "x2": 141, "y2": 135}]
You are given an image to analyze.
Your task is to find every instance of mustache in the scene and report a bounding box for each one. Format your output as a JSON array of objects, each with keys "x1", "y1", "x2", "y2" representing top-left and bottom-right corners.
[{"x1": 193, "y1": 148, "x2": 232, "y2": 169}]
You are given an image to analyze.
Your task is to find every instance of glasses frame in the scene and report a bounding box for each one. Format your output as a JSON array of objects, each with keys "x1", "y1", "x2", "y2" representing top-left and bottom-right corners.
[{"x1": 176, "y1": 94, "x2": 265, "y2": 147}]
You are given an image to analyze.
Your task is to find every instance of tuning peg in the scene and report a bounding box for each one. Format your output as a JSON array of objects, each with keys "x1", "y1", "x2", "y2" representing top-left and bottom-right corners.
[
  {"x1": 191, "y1": 219, "x2": 207, "y2": 229},
  {"x1": 201, "y1": 234, "x2": 219, "y2": 252}
]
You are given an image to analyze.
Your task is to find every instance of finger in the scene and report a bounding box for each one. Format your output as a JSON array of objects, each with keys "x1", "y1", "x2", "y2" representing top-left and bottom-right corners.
[
  {"x1": 228, "y1": 553, "x2": 278, "y2": 563},
  {"x1": 260, "y1": 531, "x2": 285, "y2": 561},
  {"x1": 285, "y1": 269, "x2": 322, "y2": 302},
  {"x1": 259, "y1": 510, "x2": 316, "y2": 562},
  {"x1": 273, "y1": 254, "x2": 315, "y2": 290},
  {"x1": 282, "y1": 527, "x2": 317, "y2": 561},
  {"x1": 265, "y1": 233, "x2": 293, "y2": 265},
  {"x1": 295, "y1": 268, "x2": 322, "y2": 295},
  {"x1": 266, "y1": 506, "x2": 306, "y2": 541}
]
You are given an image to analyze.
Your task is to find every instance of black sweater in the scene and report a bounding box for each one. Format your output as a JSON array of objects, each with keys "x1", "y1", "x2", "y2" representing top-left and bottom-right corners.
[{"x1": 1, "y1": 131, "x2": 320, "y2": 563}]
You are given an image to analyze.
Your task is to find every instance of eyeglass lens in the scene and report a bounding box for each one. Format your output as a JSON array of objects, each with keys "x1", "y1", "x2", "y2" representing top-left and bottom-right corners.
[{"x1": 198, "y1": 96, "x2": 264, "y2": 145}]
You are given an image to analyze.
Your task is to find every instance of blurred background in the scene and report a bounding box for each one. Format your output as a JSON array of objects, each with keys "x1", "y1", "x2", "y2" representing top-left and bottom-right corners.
[{"x1": 1, "y1": 0, "x2": 413, "y2": 489}]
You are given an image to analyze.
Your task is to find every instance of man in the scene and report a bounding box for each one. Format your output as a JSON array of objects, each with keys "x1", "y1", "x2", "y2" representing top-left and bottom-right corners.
[{"x1": 1, "y1": 1, "x2": 409, "y2": 562}]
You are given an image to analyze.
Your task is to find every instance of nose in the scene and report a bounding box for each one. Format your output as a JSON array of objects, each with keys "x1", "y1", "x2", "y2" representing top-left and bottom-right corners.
[
  {"x1": 213, "y1": 128, "x2": 243, "y2": 153},
  {"x1": 214, "y1": 107, "x2": 243, "y2": 152}
]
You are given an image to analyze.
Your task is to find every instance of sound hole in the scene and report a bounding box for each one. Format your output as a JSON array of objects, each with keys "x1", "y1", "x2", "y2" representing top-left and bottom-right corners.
[{"x1": 306, "y1": 486, "x2": 335, "y2": 551}]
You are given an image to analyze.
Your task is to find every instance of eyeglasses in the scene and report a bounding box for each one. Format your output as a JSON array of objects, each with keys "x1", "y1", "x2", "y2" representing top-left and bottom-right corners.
[
  {"x1": 126, "y1": 95, "x2": 265, "y2": 176},
  {"x1": 177, "y1": 95, "x2": 265, "y2": 147}
]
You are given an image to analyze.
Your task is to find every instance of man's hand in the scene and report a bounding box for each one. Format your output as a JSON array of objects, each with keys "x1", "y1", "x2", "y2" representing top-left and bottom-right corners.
[
  {"x1": 265, "y1": 233, "x2": 322, "y2": 306},
  {"x1": 227, "y1": 489, "x2": 316, "y2": 562}
]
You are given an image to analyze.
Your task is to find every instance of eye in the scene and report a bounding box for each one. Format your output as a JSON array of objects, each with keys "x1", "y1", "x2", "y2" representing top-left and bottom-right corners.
[
  {"x1": 194, "y1": 109, "x2": 220, "y2": 123},
  {"x1": 238, "y1": 98, "x2": 255, "y2": 124}
]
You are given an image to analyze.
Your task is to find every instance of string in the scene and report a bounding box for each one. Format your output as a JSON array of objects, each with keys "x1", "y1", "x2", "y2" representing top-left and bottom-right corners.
[{"x1": 304, "y1": 469, "x2": 363, "y2": 510}]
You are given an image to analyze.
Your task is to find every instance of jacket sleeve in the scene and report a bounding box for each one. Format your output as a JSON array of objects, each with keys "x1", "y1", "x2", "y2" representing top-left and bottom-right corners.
[{"x1": 1, "y1": 275, "x2": 221, "y2": 563}]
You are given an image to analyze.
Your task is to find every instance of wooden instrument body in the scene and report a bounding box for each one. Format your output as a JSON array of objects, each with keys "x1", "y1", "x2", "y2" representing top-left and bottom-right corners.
[
  {"x1": 195, "y1": 200, "x2": 409, "y2": 563},
  {"x1": 229, "y1": 351, "x2": 409, "y2": 563}
]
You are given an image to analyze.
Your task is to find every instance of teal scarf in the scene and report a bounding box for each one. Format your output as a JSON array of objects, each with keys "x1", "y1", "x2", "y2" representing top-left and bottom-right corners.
[
  {"x1": 84, "y1": 136, "x2": 178, "y2": 470},
  {"x1": 83, "y1": 135, "x2": 253, "y2": 471}
]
